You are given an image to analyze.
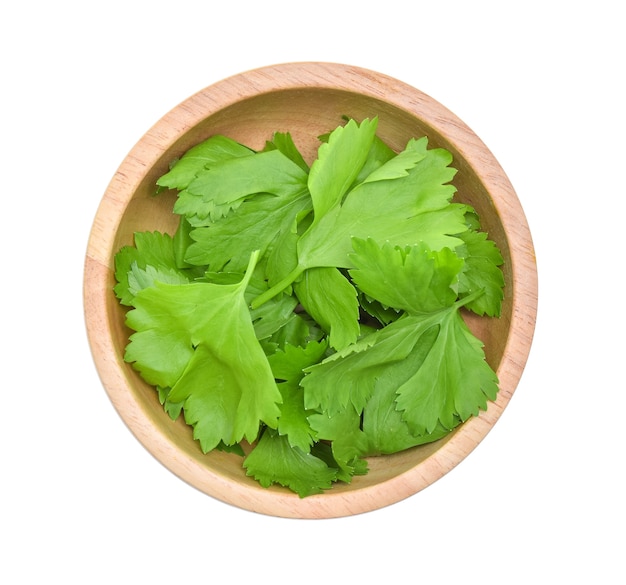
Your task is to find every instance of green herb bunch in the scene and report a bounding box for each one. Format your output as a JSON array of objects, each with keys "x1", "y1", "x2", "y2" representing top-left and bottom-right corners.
[{"x1": 114, "y1": 117, "x2": 505, "y2": 497}]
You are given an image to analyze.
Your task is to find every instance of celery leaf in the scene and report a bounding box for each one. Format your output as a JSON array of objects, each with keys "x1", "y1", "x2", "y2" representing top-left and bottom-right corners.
[
  {"x1": 243, "y1": 429, "x2": 337, "y2": 498},
  {"x1": 124, "y1": 251, "x2": 282, "y2": 451},
  {"x1": 302, "y1": 239, "x2": 499, "y2": 435},
  {"x1": 294, "y1": 266, "x2": 360, "y2": 350},
  {"x1": 175, "y1": 149, "x2": 308, "y2": 223},
  {"x1": 157, "y1": 135, "x2": 254, "y2": 191}
]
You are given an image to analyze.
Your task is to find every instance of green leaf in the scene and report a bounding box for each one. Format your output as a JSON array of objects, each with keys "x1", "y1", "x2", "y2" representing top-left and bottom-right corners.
[
  {"x1": 351, "y1": 134, "x2": 398, "y2": 185},
  {"x1": 307, "y1": 117, "x2": 378, "y2": 220},
  {"x1": 215, "y1": 441, "x2": 245, "y2": 457},
  {"x1": 252, "y1": 137, "x2": 467, "y2": 308},
  {"x1": 126, "y1": 262, "x2": 190, "y2": 297},
  {"x1": 174, "y1": 149, "x2": 309, "y2": 223},
  {"x1": 114, "y1": 231, "x2": 190, "y2": 305},
  {"x1": 302, "y1": 240, "x2": 498, "y2": 435},
  {"x1": 157, "y1": 135, "x2": 254, "y2": 191},
  {"x1": 294, "y1": 267, "x2": 360, "y2": 350},
  {"x1": 456, "y1": 228, "x2": 505, "y2": 316},
  {"x1": 397, "y1": 308, "x2": 499, "y2": 433},
  {"x1": 360, "y1": 327, "x2": 457, "y2": 454},
  {"x1": 357, "y1": 292, "x2": 402, "y2": 326},
  {"x1": 349, "y1": 238, "x2": 464, "y2": 315},
  {"x1": 267, "y1": 340, "x2": 329, "y2": 382},
  {"x1": 308, "y1": 407, "x2": 369, "y2": 482},
  {"x1": 157, "y1": 386, "x2": 184, "y2": 421},
  {"x1": 301, "y1": 314, "x2": 428, "y2": 416},
  {"x1": 267, "y1": 341, "x2": 328, "y2": 452},
  {"x1": 296, "y1": 143, "x2": 465, "y2": 271},
  {"x1": 250, "y1": 289, "x2": 299, "y2": 342},
  {"x1": 264, "y1": 208, "x2": 313, "y2": 289},
  {"x1": 172, "y1": 216, "x2": 195, "y2": 269},
  {"x1": 185, "y1": 189, "x2": 311, "y2": 272},
  {"x1": 365, "y1": 400, "x2": 456, "y2": 454},
  {"x1": 263, "y1": 131, "x2": 310, "y2": 173},
  {"x1": 301, "y1": 239, "x2": 466, "y2": 415},
  {"x1": 124, "y1": 251, "x2": 282, "y2": 451},
  {"x1": 359, "y1": 136, "x2": 428, "y2": 184},
  {"x1": 264, "y1": 312, "x2": 325, "y2": 352},
  {"x1": 243, "y1": 429, "x2": 338, "y2": 497},
  {"x1": 273, "y1": 381, "x2": 318, "y2": 453},
  {"x1": 303, "y1": 305, "x2": 497, "y2": 436}
]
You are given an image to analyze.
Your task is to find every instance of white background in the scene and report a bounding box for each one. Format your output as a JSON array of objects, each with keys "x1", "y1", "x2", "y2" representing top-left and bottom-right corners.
[{"x1": 3, "y1": 1, "x2": 624, "y2": 582}]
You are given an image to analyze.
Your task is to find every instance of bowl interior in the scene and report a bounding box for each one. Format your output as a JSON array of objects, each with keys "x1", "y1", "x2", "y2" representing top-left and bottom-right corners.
[{"x1": 85, "y1": 65, "x2": 535, "y2": 518}]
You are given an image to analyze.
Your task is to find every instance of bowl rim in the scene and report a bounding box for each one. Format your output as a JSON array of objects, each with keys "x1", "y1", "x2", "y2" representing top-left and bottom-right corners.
[{"x1": 83, "y1": 61, "x2": 538, "y2": 519}]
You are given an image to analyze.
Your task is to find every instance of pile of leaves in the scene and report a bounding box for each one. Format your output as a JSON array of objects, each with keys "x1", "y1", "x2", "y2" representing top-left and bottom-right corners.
[{"x1": 114, "y1": 117, "x2": 505, "y2": 497}]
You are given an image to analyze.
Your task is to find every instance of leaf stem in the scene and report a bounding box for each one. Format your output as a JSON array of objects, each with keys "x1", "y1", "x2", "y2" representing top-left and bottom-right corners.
[
  {"x1": 240, "y1": 249, "x2": 261, "y2": 290},
  {"x1": 455, "y1": 287, "x2": 486, "y2": 309},
  {"x1": 251, "y1": 264, "x2": 306, "y2": 309}
]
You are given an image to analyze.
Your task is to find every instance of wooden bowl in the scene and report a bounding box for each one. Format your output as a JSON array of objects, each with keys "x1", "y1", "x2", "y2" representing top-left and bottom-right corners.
[{"x1": 83, "y1": 62, "x2": 537, "y2": 518}]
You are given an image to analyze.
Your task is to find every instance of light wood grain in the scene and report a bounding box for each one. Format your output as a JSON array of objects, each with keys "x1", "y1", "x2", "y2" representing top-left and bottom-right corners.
[{"x1": 83, "y1": 62, "x2": 538, "y2": 519}]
